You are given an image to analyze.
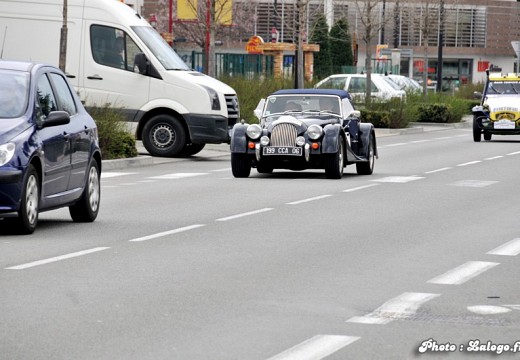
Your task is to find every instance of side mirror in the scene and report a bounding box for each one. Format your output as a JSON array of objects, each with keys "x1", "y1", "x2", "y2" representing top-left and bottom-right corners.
[
  {"x1": 40, "y1": 111, "x2": 70, "y2": 129},
  {"x1": 254, "y1": 98, "x2": 266, "y2": 120},
  {"x1": 134, "y1": 53, "x2": 149, "y2": 75},
  {"x1": 473, "y1": 91, "x2": 483, "y2": 99}
]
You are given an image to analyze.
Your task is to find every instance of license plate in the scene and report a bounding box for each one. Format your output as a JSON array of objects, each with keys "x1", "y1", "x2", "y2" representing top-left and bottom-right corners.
[
  {"x1": 494, "y1": 120, "x2": 515, "y2": 129},
  {"x1": 263, "y1": 146, "x2": 302, "y2": 156}
]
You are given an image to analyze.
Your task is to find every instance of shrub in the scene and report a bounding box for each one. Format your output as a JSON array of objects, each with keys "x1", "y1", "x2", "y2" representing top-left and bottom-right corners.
[
  {"x1": 416, "y1": 103, "x2": 453, "y2": 123},
  {"x1": 87, "y1": 104, "x2": 138, "y2": 159}
]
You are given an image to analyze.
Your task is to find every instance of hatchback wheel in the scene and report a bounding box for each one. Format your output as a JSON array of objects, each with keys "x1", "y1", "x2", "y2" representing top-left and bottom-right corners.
[
  {"x1": 16, "y1": 165, "x2": 39, "y2": 234},
  {"x1": 69, "y1": 159, "x2": 100, "y2": 222}
]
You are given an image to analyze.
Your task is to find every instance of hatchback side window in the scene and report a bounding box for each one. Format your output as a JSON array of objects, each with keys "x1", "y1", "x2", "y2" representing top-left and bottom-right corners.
[
  {"x1": 49, "y1": 72, "x2": 77, "y2": 116},
  {"x1": 36, "y1": 75, "x2": 57, "y2": 118},
  {"x1": 348, "y1": 78, "x2": 366, "y2": 93}
]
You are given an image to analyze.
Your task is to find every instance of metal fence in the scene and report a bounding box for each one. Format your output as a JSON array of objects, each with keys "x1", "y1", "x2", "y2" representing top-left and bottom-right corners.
[{"x1": 190, "y1": 52, "x2": 275, "y2": 79}]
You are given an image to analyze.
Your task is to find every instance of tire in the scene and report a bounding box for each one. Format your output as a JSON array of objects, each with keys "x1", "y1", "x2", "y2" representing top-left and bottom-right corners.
[
  {"x1": 15, "y1": 165, "x2": 39, "y2": 234},
  {"x1": 324, "y1": 139, "x2": 344, "y2": 179},
  {"x1": 142, "y1": 115, "x2": 186, "y2": 157},
  {"x1": 231, "y1": 153, "x2": 251, "y2": 178},
  {"x1": 69, "y1": 159, "x2": 100, "y2": 222},
  {"x1": 473, "y1": 117, "x2": 482, "y2": 142},
  {"x1": 356, "y1": 134, "x2": 375, "y2": 175},
  {"x1": 178, "y1": 143, "x2": 205, "y2": 157},
  {"x1": 483, "y1": 131, "x2": 492, "y2": 141},
  {"x1": 256, "y1": 162, "x2": 273, "y2": 174}
]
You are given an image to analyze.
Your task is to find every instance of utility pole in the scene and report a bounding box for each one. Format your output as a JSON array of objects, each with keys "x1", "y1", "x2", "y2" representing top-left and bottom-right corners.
[
  {"x1": 436, "y1": 0, "x2": 444, "y2": 93},
  {"x1": 59, "y1": 0, "x2": 67, "y2": 71}
]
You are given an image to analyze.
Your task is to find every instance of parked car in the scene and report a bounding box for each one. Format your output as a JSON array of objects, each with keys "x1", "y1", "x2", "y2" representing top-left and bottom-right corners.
[
  {"x1": 385, "y1": 74, "x2": 422, "y2": 93},
  {"x1": 314, "y1": 73, "x2": 405, "y2": 102},
  {"x1": 472, "y1": 70, "x2": 520, "y2": 141},
  {"x1": 0, "y1": 61, "x2": 102, "y2": 234},
  {"x1": 230, "y1": 89, "x2": 377, "y2": 179}
]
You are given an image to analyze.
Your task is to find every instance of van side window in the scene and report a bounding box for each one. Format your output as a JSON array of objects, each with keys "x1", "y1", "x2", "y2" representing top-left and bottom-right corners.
[
  {"x1": 91, "y1": 25, "x2": 142, "y2": 71},
  {"x1": 36, "y1": 75, "x2": 58, "y2": 118},
  {"x1": 49, "y1": 72, "x2": 77, "y2": 116}
]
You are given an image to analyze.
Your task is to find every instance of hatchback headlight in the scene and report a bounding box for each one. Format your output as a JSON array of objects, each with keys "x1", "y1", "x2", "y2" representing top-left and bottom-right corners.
[
  {"x1": 0, "y1": 142, "x2": 16, "y2": 166},
  {"x1": 246, "y1": 124, "x2": 262, "y2": 139},
  {"x1": 307, "y1": 125, "x2": 323, "y2": 140}
]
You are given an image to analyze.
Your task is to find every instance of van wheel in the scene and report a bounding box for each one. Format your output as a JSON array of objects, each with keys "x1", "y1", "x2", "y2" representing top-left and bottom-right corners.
[
  {"x1": 142, "y1": 115, "x2": 186, "y2": 157},
  {"x1": 69, "y1": 159, "x2": 100, "y2": 222},
  {"x1": 178, "y1": 143, "x2": 205, "y2": 157},
  {"x1": 15, "y1": 165, "x2": 39, "y2": 234}
]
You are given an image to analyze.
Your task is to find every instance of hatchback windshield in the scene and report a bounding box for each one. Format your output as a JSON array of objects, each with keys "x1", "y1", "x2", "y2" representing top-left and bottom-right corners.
[
  {"x1": 132, "y1": 26, "x2": 191, "y2": 71},
  {"x1": 0, "y1": 70, "x2": 29, "y2": 118}
]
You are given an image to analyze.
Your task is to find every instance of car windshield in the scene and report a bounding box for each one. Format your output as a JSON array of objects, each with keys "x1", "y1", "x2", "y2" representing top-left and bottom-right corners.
[
  {"x1": 487, "y1": 81, "x2": 520, "y2": 95},
  {"x1": 132, "y1": 26, "x2": 191, "y2": 71},
  {"x1": 263, "y1": 95, "x2": 341, "y2": 119},
  {"x1": 0, "y1": 70, "x2": 29, "y2": 118}
]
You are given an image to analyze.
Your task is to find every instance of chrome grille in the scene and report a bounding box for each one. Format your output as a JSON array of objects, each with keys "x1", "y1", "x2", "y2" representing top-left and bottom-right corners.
[
  {"x1": 225, "y1": 94, "x2": 240, "y2": 127},
  {"x1": 271, "y1": 123, "x2": 297, "y2": 146}
]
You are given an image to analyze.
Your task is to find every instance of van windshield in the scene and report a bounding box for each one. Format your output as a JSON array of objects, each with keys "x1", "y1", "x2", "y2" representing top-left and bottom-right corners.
[{"x1": 132, "y1": 26, "x2": 190, "y2": 71}]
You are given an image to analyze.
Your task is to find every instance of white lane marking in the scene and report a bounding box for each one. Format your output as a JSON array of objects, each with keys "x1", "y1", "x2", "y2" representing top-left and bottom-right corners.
[
  {"x1": 216, "y1": 208, "x2": 274, "y2": 221},
  {"x1": 487, "y1": 238, "x2": 520, "y2": 256},
  {"x1": 450, "y1": 180, "x2": 498, "y2": 188},
  {"x1": 342, "y1": 184, "x2": 380, "y2": 192},
  {"x1": 386, "y1": 143, "x2": 407, "y2": 147},
  {"x1": 435, "y1": 137, "x2": 452, "y2": 140},
  {"x1": 266, "y1": 335, "x2": 360, "y2": 360},
  {"x1": 424, "y1": 167, "x2": 452, "y2": 174},
  {"x1": 211, "y1": 168, "x2": 231, "y2": 172},
  {"x1": 467, "y1": 305, "x2": 511, "y2": 315},
  {"x1": 5, "y1": 247, "x2": 110, "y2": 270},
  {"x1": 372, "y1": 176, "x2": 424, "y2": 183},
  {"x1": 129, "y1": 224, "x2": 206, "y2": 242},
  {"x1": 484, "y1": 156, "x2": 504, "y2": 161},
  {"x1": 287, "y1": 195, "x2": 332, "y2": 205},
  {"x1": 347, "y1": 292, "x2": 439, "y2": 325},
  {"x1": 410, "y1": 140, "x2": 430, "y2": 144},
  {"x1": 457, "y1": 161, "x2": 481, "y2": 167},
  {"x1": 507, "y1": 151, "x2": 520, "y2": 156},
  {"x1": 427, "y1": 261, "x2": 499, "y2": 285},
  {"x1": 137, "y1": 180, "x2": 158, "y2": 183},
  {"x1": 149, "y1": 173, "x2": 208, "y2": 179},
  {"x1": 101, "y1": 172, "x2": 136, "y2": 178}
]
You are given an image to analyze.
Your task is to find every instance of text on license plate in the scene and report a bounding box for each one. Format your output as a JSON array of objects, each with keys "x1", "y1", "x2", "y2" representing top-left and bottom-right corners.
[
  {"x1": 263, "y1": 146, "x2": 302, "y2": 156},
  {"x1": 494, "y1": 120, "x2": 515, "y2": 129}
]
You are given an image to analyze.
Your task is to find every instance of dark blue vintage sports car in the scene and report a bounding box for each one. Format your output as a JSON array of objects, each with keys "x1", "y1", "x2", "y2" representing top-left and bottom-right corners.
[
  {"x1": 0, "y1": 61, "x2": 102, "y2": 234},
  {"x1": 230, "y1": 89, "x2": 377, "y2": 179}
]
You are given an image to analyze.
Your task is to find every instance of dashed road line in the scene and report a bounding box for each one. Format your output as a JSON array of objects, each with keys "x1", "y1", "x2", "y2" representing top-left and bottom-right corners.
[
  {"x1": 424, "y1": 167, "x2": 452, "y2": 174},
  {"x1": 427, "y1": 261, "x2": 499, "y2": 285},
  {"x1": 216, "y1": 208, "x2": 274, "y2": 221},
  {"x1": 342, "y1": 184, "x2": 380, "y2": 192},
  {"x1": 101, "y1": 172, "x2": 136, "y2": 178},
  {"x1": 450, "y1": 180, "x2": 498, "y2": 188},
  {"x1": 346, "y1": 292, "x2": 439, "y2": 325},
  {"x1": 286, "y1": 195, "x2": 332, "y2": 205},
  {"x1": 487, "y1": 238, "x2": 520, "y2": 256},
  {"x1": 266, "y1": 335, "x2": 360, "y2": 360},
  {"x1": 485, "y1": 156, "x2": 504, "y2": 161},
  {"x1": 372, "y1": 176, "x2": 424, "y2": 183},
  {"x1": 149, "y1": 173, "x2": 208, "y2": 180},
  {"x1": 5, "y1": 247, "x2": 110, "y2": 270},
  {"x1": 507, "y1": 151, "x2": 520, "y2": 156},
  {"x1": 457, "y1": 160, "x2": 481, "y2": 167},
  {"x1": 129, "y1": 224, "x2": 206, "y2": 242}
]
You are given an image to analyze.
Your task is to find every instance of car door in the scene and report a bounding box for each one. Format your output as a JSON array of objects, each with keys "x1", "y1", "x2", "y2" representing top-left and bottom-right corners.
[
  {"x1": 36, "y1": 73, "x2": 71, "y2": 198},
  {"x1": 81, "y1": 24, "x2": 150, "y2": 121},
  {"x1": 48, "y1": 72, "x2": 91, "y2": 192}
]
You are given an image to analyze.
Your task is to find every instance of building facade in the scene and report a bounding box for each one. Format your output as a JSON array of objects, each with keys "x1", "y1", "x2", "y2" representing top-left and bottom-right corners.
[{"x1": 133, "y1": 0, "x2": 520, "y2": 85}]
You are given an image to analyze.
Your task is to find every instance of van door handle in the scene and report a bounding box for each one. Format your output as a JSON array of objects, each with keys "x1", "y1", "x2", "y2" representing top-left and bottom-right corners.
[{"x1": 87, "y1": 74, "x2": 103, "y2": 80}]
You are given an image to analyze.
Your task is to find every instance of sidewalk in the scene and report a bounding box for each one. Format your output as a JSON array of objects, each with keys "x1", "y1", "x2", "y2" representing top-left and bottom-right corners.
[{"x1": 103, "y1": 116, "x2": 472, "y2": 171}]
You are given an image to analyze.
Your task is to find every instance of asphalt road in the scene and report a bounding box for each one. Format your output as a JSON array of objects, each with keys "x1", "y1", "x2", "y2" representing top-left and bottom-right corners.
[{"x1": 1, "y1": 124, "x2": 520, "y2": 360}]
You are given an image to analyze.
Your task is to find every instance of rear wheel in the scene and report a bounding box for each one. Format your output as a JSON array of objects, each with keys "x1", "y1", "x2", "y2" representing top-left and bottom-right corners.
[
  {"x1": 356, "y1": 134, "x2": 375, "y2": 175},
  {"x1": 324, "y1": 139, "x2": 344, "y2": 179},
  {"x1": 15, "y1": 165, "x2": 39, "y2": 234},
  {"x1": 231, "y1": 153, "x2": 251, "y2": 178},
  {"x1": 142, "y1": 115, "x2": 186, "y2": 157},
  {"x1": 69, "y1": 159, "x2": 100, "y2": 222},
  {"x1": 473, "y1": 117, "x2": 482, "y2": 142}
]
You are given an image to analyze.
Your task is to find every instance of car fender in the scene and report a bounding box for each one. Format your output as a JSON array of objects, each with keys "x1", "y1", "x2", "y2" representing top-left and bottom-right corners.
[
  {"x1": 322, "y1": 124, "x2": 342, "y2": 154},
  {"x1": 358, "y1": 123, "x2": 378, "y2": 158},
  {"x1": 230, "y1": 123, "x2": 249, "y2": 153}
]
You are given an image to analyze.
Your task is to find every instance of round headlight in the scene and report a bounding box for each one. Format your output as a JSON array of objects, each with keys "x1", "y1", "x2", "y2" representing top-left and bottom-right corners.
[
  {"x1": 246, "y1": 124, "x2": 262, "y2": 139},
  {"x1": 295, "y1": 136, "x2": 306, "y2": 146},
  {"x1": 307, "y1": 124, "x2": 323, "y2": 140},
  {"x1": 260, "y1": 136, "x2": 270, "y2": 146}
]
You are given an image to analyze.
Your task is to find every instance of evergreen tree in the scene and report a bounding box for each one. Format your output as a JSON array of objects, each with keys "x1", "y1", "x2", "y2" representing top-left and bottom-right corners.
[
  {"x1": 310, "y1": 12, "x2": 332, "y2": 79},
  {"x1": 329, "y1": 17, "x2": 354, "y2": 74}
]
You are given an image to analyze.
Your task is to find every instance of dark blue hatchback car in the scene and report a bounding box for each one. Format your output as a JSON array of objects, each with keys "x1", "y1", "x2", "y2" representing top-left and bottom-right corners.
[{"x1": 0, "y1": 61, "x2": 101, "y2": 234}]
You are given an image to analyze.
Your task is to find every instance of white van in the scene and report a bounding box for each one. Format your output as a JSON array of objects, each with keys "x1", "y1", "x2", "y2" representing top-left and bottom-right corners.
[{"x1": 0, "y1": 0, "x2": 240, "y2": 157}]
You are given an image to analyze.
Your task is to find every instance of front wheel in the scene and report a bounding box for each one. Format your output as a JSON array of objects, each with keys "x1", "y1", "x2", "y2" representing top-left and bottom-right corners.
[
  {"x1": 324, "y1": 139, "x2": 344, "y2": 179},
  {"x1": 473, "y1": 117, "x2": 482, "y2": 142},
  {"x1": 142, "y1": 115, "x2": 186, "y2": 157},
  {"x1": 483, "y1": 131, "x2": 492, "y2": 141},
  {"x1": 69, "y1": 159, "x2": 100, "y2": 222},
  {"x1": 356, "y1": 134, "x2": 375, "y2": 175},
  {"x1": 15, "y1": 164, "x2": 39, "y2": 234},
  {"x1": 178, "y1": 143, "x2": 205, "y2": 157},
  {"x1": 231, "y1": 153, "x2": 251, "y2": 178}
]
